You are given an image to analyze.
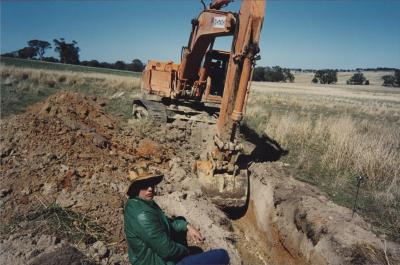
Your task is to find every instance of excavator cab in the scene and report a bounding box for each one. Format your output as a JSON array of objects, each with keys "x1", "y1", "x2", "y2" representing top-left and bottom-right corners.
[{"x1": 202, "y1": 50, "x2": 230, "y2": 103}]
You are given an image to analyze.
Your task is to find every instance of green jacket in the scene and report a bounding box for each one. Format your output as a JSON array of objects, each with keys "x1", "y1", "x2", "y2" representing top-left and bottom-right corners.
[{"x1": 124, "y1": 197, "x2": 189, "y2": 265}]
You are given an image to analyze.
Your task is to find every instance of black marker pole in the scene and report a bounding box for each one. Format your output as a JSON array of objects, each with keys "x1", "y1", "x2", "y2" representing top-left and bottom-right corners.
[{"x1": 352, "y1": 175, "x2": 364, "y2": 218}]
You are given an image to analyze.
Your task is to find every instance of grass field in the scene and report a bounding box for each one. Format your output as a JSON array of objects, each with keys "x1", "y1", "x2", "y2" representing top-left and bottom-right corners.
[
  {"x1": 0, "y1": 57, "x2": 141, "y2": 77},
  {"x1": 0, "y1": 60, "x2": 141, "y2": 118},
  {"x1": 1, "y1": 58, "x2": 399, "y2": 240},
  {"x1": 245, "y1": 81, "x2": 400, "y2": 240}
]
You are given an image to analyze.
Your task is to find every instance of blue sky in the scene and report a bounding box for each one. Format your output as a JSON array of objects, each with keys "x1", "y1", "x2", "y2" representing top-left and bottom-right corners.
[{"x1": 1, "y1": 0, "x2": 399, "y2": 69}]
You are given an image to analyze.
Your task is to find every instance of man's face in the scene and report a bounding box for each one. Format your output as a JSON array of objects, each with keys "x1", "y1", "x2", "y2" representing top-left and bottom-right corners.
[{"x1": 138, "y1": 185, "x2": 155, "y2": 201}]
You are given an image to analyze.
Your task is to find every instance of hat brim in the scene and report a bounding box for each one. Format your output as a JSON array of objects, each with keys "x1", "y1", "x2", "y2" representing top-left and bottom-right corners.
[{"x1": 133, "y1": 174, "x2": 163, "y2": 188}]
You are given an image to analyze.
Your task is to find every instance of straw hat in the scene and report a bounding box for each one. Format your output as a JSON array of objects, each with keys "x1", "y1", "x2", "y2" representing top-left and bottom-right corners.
[{"x1": 128, "y1": 166, "x2": 163, "y2": 187}]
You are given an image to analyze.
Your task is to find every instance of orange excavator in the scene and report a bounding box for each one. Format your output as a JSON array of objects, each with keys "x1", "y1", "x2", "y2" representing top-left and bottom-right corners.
[{"x1": 135, "y1": 0, "x2": 265, "y2": 208}]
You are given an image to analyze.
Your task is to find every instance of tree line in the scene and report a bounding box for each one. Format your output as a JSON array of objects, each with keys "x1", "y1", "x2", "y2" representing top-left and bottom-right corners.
[
  {"x1": 1, "y1": 39, "x2": 145, "y2": 72},
  {"x1": 311, "y1": 69, "x2": 399, "y2": 86},
  {"x1": 2, "y1": 39, "x2": 399, "y2": 87},
  {"x1": 252, "y1": 66, "x2": 295, "y2": 82},
  {"x1": 251, "y1": 66, "x2": 399, "y2": 87}
]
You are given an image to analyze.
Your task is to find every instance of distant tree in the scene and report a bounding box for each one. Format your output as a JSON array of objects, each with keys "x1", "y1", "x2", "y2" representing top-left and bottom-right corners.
[
  {"x1": 382, "y1": 70, "x2": 400, "y2": 87},
  {"x1": 28, "y1": 39, "x2": 51, "y2": 60},
  {"x1": 80, "y1": 60, "x2": 100, "y2": 67},
  {"x1": 252, "y1": 67, "x2": 265, "y2": 81},
  {"x1": 87, "y1": 60, "x2": 100, "y2": 67},
  {"x1": 264, "y1": 66, "x2": 285, "y2": 82},
  {"x1": 251, "y1": 66, "x2": 294, "y2": 82},
  {"x1": 80, "y1": 61, "x2": 89, "y2": 66},
  {"x1": 99, "y1": 62, "x2": 113, "y2": 69},
  {"x1": 43, "y1": 56, "x2": 59, "y2": 63},
  {"x1": 347, "y1": 72, "x2": 368, "y2": 85},
  {"x1": 1, "y1": 51, "x2": 18, "y2": 58},
  {"x1": 312, "y1": 77, "x2": 318, "y2": 83},
  {"x1": 395, "y1": 69, "x2": 400, "y2": 86},
  {"x1": 313, "y1": 70, "x2": 337, "y2": 84},
  {"x1": 382, "y1": 75, "x2": 396, "y2": 86},
  {"x1": 115, "y1": 60, "x2": 126, "y2": 70},
  {"x1": 53, "y1": 38, "x2": 80, "y2": 64},
  {"x1": 17, "y1": 47, "x2": 37, "y2": 59},
  {"x1": 129, "y1": 59, "x2": 145, "y2": 72},
  {"x1": 284, "y1": 68, "x2": 294, "y2": 82}
]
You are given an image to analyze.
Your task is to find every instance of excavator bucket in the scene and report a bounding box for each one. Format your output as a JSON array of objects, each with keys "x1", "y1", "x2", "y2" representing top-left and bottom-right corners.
[{"x1": 196, "y1": 160, "x2": 248, "y2": 208}]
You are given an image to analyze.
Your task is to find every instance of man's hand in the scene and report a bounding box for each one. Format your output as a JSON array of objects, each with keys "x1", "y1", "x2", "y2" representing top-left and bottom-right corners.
[{"x1": 187, "y1": 223, "x2": 204, "y2": 244}]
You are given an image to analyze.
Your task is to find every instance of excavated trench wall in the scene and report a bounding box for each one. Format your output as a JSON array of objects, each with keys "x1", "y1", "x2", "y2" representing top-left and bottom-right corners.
[
  {"x1": 234, "y1": 176, "x2": 308, "y2": 265},
  {"x1": 232, "y1": 166, "x2": 400, "y2": 265}
]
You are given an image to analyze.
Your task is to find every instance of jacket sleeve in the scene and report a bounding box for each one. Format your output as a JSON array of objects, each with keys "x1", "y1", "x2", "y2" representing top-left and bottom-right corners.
[
  {"x1": 126, "y1": 207, "x2": 189, "y2": 261},
  {"x1": 168, "y1": 217, "x2": 188, "y2": 233}
]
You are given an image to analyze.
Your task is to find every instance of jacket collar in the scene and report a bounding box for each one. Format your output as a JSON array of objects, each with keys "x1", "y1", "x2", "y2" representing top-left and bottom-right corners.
[{"x1": 132, "y1": 196, "x2": 158, "y2": 209}]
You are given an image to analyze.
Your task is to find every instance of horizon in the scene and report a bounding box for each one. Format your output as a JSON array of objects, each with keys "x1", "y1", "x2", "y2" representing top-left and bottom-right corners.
[
  {"x1": 2, "y1": 57, "x2": 399, "y2": 72},
  {"x1": 1, "y1": 0, "x2": 399, "y2": 69}
]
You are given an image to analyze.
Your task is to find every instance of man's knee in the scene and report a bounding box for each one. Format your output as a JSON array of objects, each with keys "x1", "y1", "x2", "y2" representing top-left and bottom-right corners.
[{"x1": 213, "y1": 248, "x2": 229, "y2": 264}]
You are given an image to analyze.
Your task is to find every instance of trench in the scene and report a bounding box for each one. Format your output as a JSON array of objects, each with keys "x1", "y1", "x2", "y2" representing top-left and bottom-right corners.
[
  {"x1": 186, "y1": 121, "x2": 309, "y2": 264},
  {"x1": 231, "y1": 177, "x2": 308, "y2": 265}
]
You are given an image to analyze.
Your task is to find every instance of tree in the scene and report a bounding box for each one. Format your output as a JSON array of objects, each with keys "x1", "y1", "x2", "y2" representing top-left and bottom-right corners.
[
  {"x1": 251, "y1": 66, "x2": 295, "y2": 82},
  {"x1": 313, "y1": 70, "x2": 337, "y2": 84},
  {"x1": 347, "y1": 72, "x2": 368, "y2": 85},
  {"x1": 395, "y1": 69, "x2": 400, "y2": 86},
  {"x1": 115, "y1": 60, "x2": 126, "y2": 70},
  {"x1": 28, "y1": 39, "x2": 51, "y2": 60},
  {"x1": 88, "y1": 60, "x2": 100, "y2": 67},
  {"x1": 43, "y1": 57, "x2": 59, "y2": 63},
  {"x1": 382, "y1": 70, "x2": 400, "y2": 87},
  {"x1": 80, "y1": 61, "x2": 89, "y2": 66},
  {"x1": 99, "y1": 62, "x2": 113, "y2": 69},
  {"x1": 252, "y1": 67, "x2": 265, "y2": 81},
  {"x1": 264, "y1": 66, "x2": 285, "y2": 82},
  {"x1": 53, "y1": 38, "x2": 80, "y2": 64},
  {"x1": 129, "y1": 59, "x2": 145, "y2": 72},
  {"x1": 17, "y1": 47, "x2": 37, "y2": 59},
  {"x1": 284, "y1": 68, "x2": 294, "y2": 82},
  {"x1": 1, "y1": 51, "x2": 18, "y2": 58},
  {"x1": 382, "y1": 75, "x2": 395, "y2": 86}
]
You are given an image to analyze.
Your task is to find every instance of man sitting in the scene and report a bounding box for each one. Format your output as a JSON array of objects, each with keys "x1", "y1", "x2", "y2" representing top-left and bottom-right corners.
[{"x1": 124, "y1": 167, "x2": 230, "y2": 265}]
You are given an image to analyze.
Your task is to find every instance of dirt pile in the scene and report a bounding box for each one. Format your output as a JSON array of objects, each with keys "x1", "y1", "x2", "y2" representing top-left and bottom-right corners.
[{"x1": 0, "y1": 92, "x2": 172, "y2": 264}]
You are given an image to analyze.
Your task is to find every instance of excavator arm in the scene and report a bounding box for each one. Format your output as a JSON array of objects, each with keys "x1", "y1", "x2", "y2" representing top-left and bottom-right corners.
[
  {"x1": 140, "y1": 0, "x2": 266, "y2": 208},
  {"x1": 196, "y1": 0, "x2": 265, "y2": 208}
]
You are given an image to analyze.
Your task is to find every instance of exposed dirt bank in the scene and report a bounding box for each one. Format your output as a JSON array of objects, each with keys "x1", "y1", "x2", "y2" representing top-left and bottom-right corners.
[{"x1": 234, "y1": 162, "x2": 400, "y2": 265}]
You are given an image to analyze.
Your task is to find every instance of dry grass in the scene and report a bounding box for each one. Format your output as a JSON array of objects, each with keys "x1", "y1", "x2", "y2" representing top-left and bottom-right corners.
[
  {"x1": 1, "y1": 202, "x2": 108, "y2": 245},
  {"x1": 1, "y1": 64, "x2": 141, "y2": 95},
  {"x1": 0, "y1": 65, "x2": 141, "y2": 118},
  {"x1": 245, "y1": 79, "x2": 400, "y2": 238},
  {"x1": 322, "y1": 118, "x2": 399, "y2": 192},
  {"x1": 254, "y1": 112, "x2": 400, "y2": 197}
]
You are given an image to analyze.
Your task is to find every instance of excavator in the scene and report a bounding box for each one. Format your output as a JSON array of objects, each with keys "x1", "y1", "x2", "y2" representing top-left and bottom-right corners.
[{"x1": 134, "y1": 0, "x2": 265, "y2": 208}]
